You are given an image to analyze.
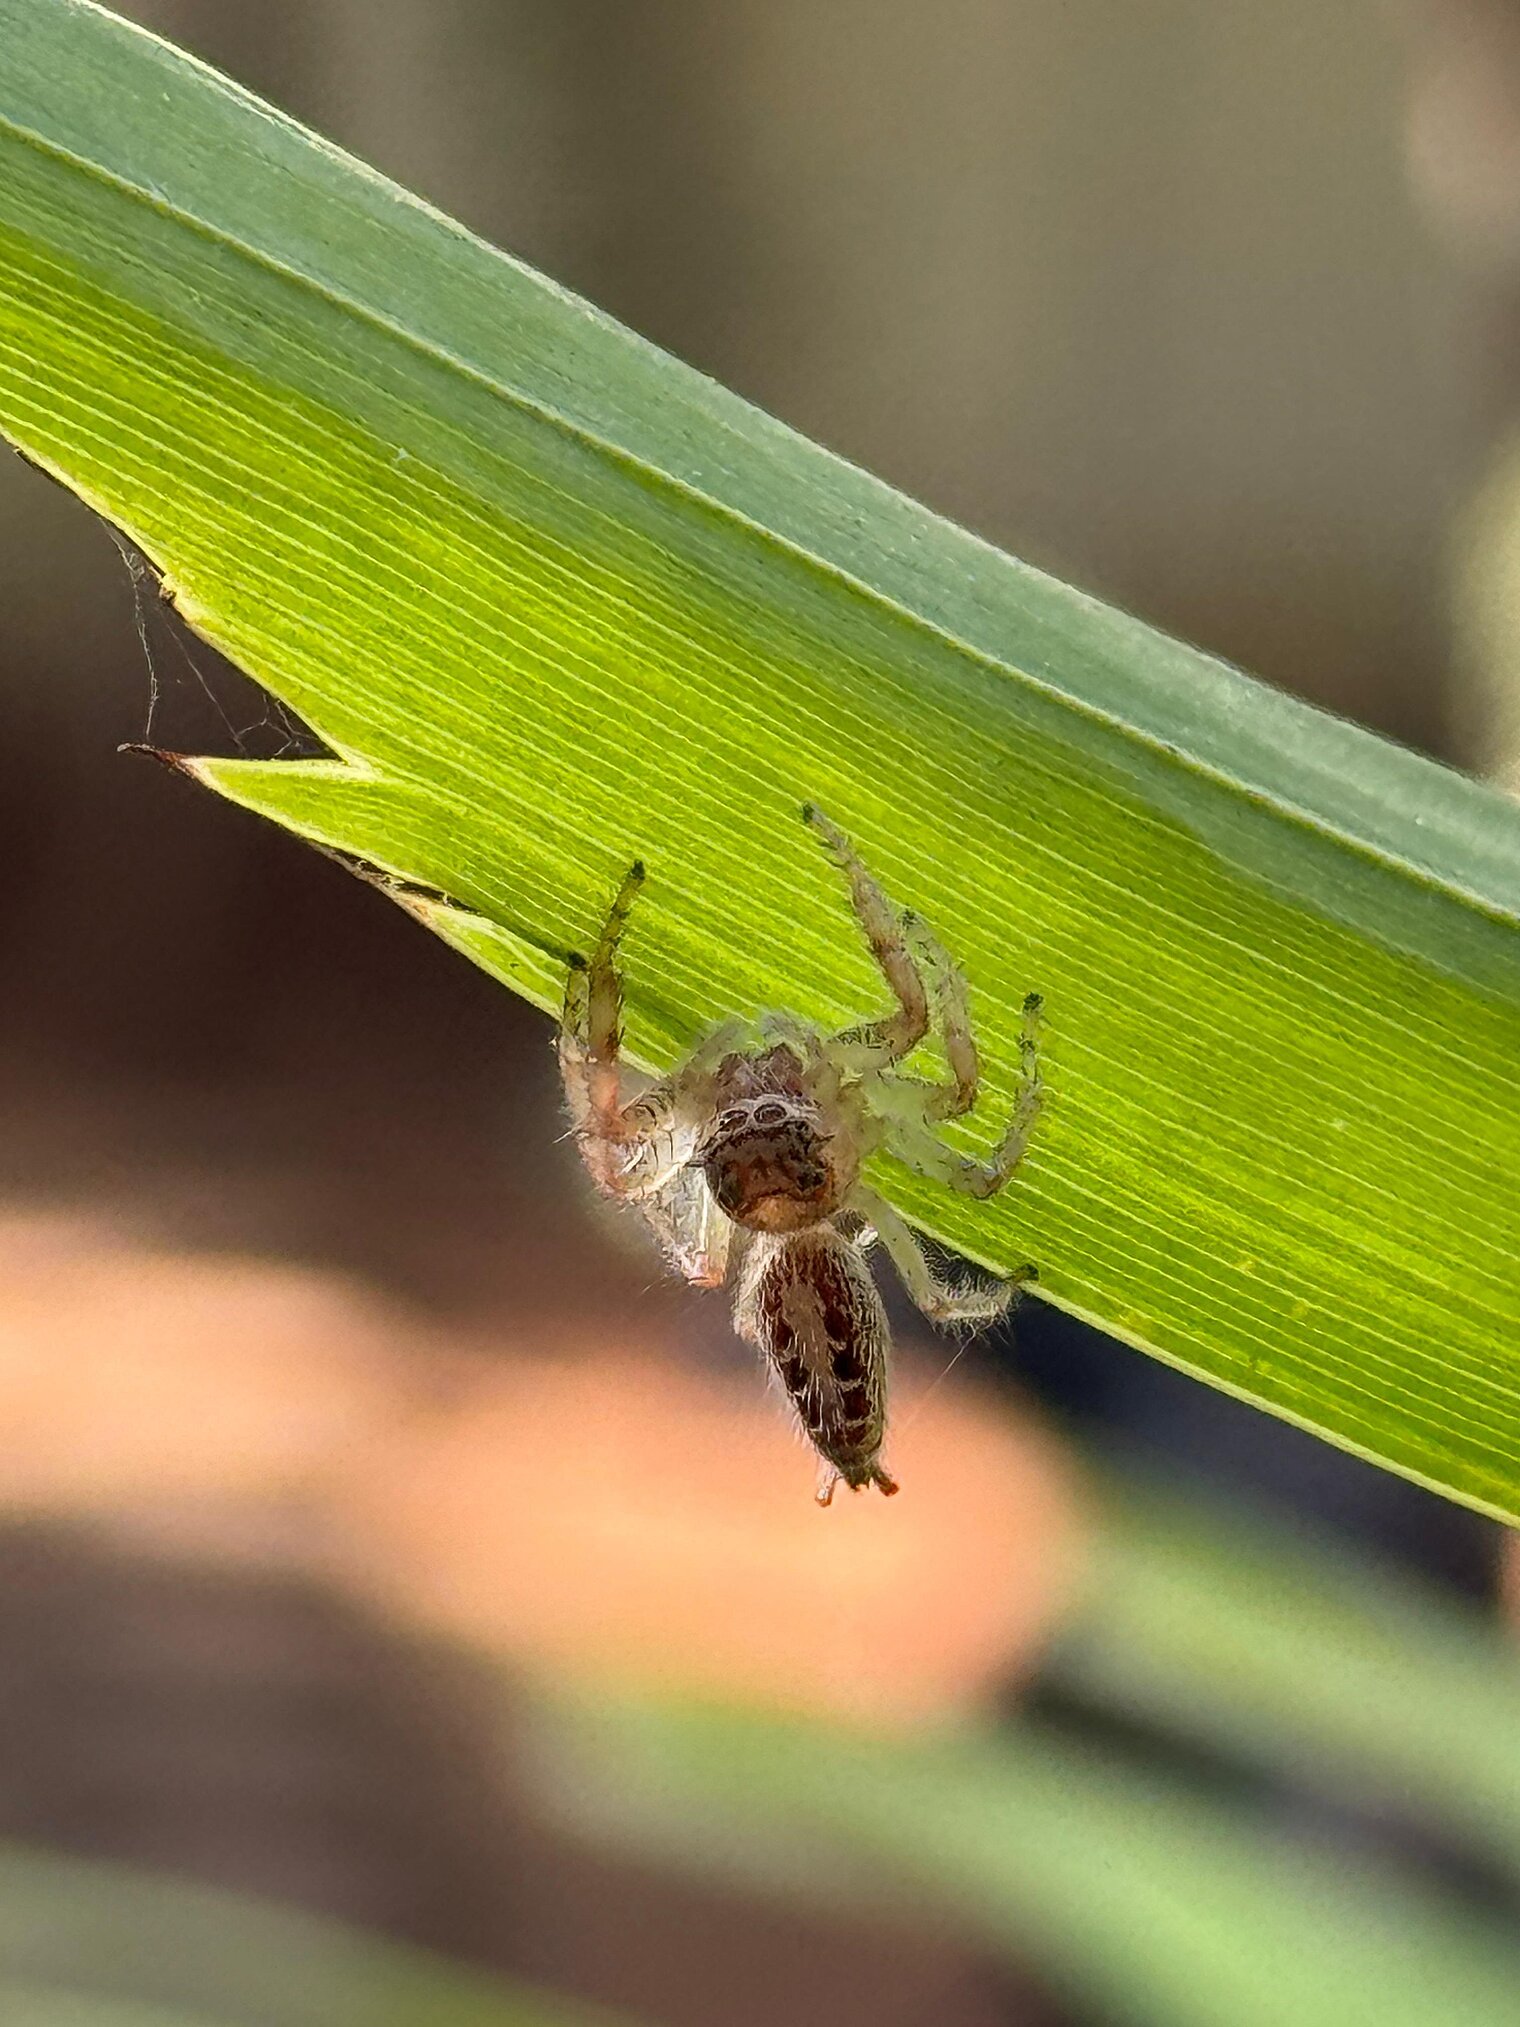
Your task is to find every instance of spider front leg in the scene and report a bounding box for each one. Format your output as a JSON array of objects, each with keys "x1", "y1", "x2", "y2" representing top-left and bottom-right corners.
[
  {"x1": 560, "y1": 864, "x2": 745, "y2": 1283},
  {"x1": 885, "y1": 990, "x2": 1045, "y2": 1198},
  {"x1": 561, "y1": 859, "x2": 705, "y2": 1213},
  {"x1": 559, "y1": 861, "x2": 651, "y2": 1194},
  {"x1": 802, "y1": 805, "x2": 928, "y2": 1065}
]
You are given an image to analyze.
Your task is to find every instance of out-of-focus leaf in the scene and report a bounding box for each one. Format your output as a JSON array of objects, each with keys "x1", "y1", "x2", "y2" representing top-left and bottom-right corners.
[
  {"x1": 0, "y1": 1845, "x2": 638, "y2": 2027},
  {"x1": 0, "y1": 1988, "x2": 227, "y2": 2027},
  {"x1": 533, "y1": 1693, "x2": 1520, "y2": 2027},
  {"x1": 1054, "y1": 1478, "x2": 1520, "y2": 1873}
]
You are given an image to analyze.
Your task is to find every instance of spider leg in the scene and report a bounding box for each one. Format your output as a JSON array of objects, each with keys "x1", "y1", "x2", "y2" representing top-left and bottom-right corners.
[
  {"x1": 904, "y1": 915, "x2": 979, "y2": 1122},
  {"x1": 609, "y1": 1012, "x2": 749, "y2": 1184},
  {"x1": 803, "y1": 805, "x2": 928, "y2": 1064},
  {"x1": 559, "y1": 864, "x2": 650, "y2": 1192},
  {"x1": 560, "y1": 861, "x2": 698, "y2": 1205},
  {"x1": 582, "y1": 859, "x2": 645, "y2": 1121},
  {"x1": 884, "y1": 992, "x2": 1044, "y2": 1198},
  {"x1": 641, "y1": 1164, "x2": 735, "y2": 1287},
  {"x1": 853, "y1": 1187, "x2": 1036, "y2": 1323},
  {"x1": 560, "y1": 873, "x2": 752, "y2": 1258}
]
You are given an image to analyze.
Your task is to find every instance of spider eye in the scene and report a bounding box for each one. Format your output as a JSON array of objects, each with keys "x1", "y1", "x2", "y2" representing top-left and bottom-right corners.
[
  {"x1": 755, "y1": 1101, "x2": 787, "y2": 1126},
  {"x1": 717, "y1": 1108, "x2": 747, "y2": 1133}
]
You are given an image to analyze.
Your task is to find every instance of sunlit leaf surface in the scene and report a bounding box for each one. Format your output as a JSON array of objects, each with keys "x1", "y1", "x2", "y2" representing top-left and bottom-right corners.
[{"x1": 1, "y1": 0, "x2": 1517, "y2": 1515}]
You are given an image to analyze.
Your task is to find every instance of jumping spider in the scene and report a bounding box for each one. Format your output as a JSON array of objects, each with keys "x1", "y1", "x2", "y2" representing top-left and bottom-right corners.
[{"x1": 558, "y1": 806, "x2": 1044, "y2": 1505}]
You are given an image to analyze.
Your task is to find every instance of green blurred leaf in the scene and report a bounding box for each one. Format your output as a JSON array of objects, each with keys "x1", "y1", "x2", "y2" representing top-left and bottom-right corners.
[
  {"x1": 0, "y1": 1989, "x2": 227, "y2": 2027},
  {"x1": 0, "y1": 1845, "x2": 637, "y2": 2027},
  {"x1": 1, "y1": 0, "x2": 1518, "y2": 1514},
  {"x1": 534, "y1": 1692, "x2": 1520, "y2": 2027},
  {"x1": 1054, "y1": 1478, "x2": 1520, "y2": 1875}
]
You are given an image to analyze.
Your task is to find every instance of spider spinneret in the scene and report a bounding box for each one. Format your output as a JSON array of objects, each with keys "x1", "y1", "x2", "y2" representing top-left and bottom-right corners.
[{"x1": 557, "y1": 805, "x2": 1044, "y2": 1506}]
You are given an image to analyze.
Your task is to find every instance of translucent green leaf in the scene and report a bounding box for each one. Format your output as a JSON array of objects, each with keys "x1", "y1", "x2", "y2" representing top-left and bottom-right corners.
[{"x1": 1, "y1": 0, "x2": 1517, "y2": 1514}]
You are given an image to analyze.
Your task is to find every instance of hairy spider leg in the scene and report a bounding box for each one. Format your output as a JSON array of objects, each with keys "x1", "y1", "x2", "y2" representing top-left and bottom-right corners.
[
  {"x1": 578, "y1": 859, "x2": 647, "y2": 1131},
  {"x1": 902, "y1": 912, "x2": 981, "y2": 1122},
  {"x1": 802, "y1": 805, "x2": 929, "y2": 1065},
  {"x1": 560, "y1": 861, "x2": 686, "y2": 1200},
  {"x1": 640, "y1": 1160, "x2": 736, "y2": 1288},
  {"x1": 852, "y1": 1188, "x2": 1036, "y2": 1324},
  {"x1": 882, "y1": 991, "x2": 1045, "y2": 1198},
  {"x1": 561, "y1": 865, "x2": 751, "y2": 1216}
]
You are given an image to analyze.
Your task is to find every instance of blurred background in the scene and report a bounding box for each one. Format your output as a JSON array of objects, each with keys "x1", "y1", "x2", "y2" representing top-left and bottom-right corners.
[{"x1": 2, "y1": 3, "x2": 1520, "y2": 2023}]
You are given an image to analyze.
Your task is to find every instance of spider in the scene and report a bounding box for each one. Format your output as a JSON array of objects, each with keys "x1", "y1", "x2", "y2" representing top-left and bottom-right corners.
[{"x1": 558, "y1": 806, "x2": 1044, "y2": 1505}]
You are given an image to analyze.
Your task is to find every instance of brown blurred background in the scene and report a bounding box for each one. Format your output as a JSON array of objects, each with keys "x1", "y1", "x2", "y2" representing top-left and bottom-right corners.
[{"x1": 2, "y1": 3, "x2": 1519, "y2": 2023}]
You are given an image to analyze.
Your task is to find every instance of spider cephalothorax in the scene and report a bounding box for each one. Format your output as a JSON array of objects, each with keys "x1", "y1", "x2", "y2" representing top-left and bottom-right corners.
[
  {"x1": 698, "y1": 1076, "x2": 850, "y2": 1232},
  {"x1": 558, "y1": 806, "x2": 1044, "y2": 1505}
]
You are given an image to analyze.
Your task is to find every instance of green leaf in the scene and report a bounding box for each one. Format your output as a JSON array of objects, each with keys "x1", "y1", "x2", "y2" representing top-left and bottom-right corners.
[
  {"x1": 1, "y1": 0, "x2": 1518, "y2": 1513},
  {"x1": 0, "y1": 1990, "x2": 228, "y2": 2027},
  {"x1": 0, "y1": 1844, "x2": 639, "y2": 2027},
  {"x1": 532, "y1": 1692, "x2": 1520, "y2": 2027},
  {"x1": 525, "y1": 1485, "x2": 1520, "y2": 2027},
  {"x1": 1057, "y1": 1477, "x2": 1520, "y2": 1876}
]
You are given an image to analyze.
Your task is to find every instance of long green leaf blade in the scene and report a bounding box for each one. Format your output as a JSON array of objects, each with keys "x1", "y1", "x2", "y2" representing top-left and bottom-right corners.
[
  {"x1": 1058, "y1": 1480, "x2": 1520, "y2": 1874},
  {"x1": 0, "y1": 1843, "x2": 638, "y2": 2026},
  {"x1": 1, "y1": 0, "x2": 1517, "y2": 1513},
  {"x1": 533, "y1": 1693, "x2": 1520, "y2": 2027}
]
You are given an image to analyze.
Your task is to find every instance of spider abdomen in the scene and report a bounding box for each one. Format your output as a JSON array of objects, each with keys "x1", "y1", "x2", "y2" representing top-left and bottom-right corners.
[{"x1": 740, "y1": 1230, "x2": 898, "y2": 1501}]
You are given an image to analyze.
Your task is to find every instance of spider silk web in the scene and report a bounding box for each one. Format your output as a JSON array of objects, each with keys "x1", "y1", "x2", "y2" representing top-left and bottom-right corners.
[{"x1": 109, "y1": 524, "x2": 319, "y2": 763}]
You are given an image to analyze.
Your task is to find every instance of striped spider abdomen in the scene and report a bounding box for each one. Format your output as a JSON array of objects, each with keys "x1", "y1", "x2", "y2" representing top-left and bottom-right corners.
[{"x1": 737, "y1": 1228, "x2": 898, "y2": 1503}]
